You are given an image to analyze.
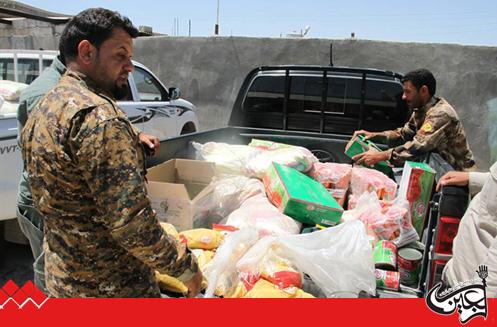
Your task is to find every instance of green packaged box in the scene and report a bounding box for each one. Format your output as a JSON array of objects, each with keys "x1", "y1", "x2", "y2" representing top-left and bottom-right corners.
[
  {"x1": 345, "y1": 135, "x2": 392, "y2": 175},
  {"x1": 263, "y1": 162, "x2": 343, "y2": 226},
  {"x1": 397, "y1": 161, "x2": 435, "y2": 237}
]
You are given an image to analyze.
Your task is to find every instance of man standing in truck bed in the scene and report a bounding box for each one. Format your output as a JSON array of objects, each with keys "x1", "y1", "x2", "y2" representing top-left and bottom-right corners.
[
  {"x1": 20, "y1": 8, "x2": 202, "y2": 297},
  {"x1": 352, "y1": 69, "x2": 475, "y2": 171}
]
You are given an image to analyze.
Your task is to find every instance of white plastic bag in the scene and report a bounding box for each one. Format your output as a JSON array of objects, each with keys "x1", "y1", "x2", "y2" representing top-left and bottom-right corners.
[
  {"x1": 0, "y1": 80, "x2": 28, "y2": 101},
  {"x1": 350, "y1": 167, "x2": 397, "y2": 201},
  {"x1": 237, "y1": 237, "x2": 303, "y2": 291},
  {"x1": 193, "y1": 142, "x2": 261, "y2": 176},
  {"x1": 237, "y1": 220, "x2": 376, "y2": 297},
  {"x1": 342, "y1": 192, "x2": 419, "y2": 247},
  {"x1": 247, "y1": 140, "x2": 318, "y2": 178},
  {"x1": 225, "y1": 193, "x2": 302, "y2": 237},
  {"x1": 203, "y1": 229, "x2": 259, "y2": 298},
  {"x1": 193, "y1": 176, "x2": 265, "y2": 228}
]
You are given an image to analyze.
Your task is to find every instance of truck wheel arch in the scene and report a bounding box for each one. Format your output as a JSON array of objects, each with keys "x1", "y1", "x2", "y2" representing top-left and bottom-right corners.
[{"x1": 180, "y1": 122, "x2": 197, "y2": 135}]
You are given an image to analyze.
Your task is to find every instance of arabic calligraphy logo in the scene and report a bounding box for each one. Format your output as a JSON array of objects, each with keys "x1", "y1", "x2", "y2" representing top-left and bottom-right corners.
[{"x1": 426, "y1": 265, "x2": 488, "y2": 324}]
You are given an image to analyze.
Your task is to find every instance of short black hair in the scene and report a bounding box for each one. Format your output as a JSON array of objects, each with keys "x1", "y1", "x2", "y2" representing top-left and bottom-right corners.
[
  {"x1": 402, "y1": 69, "x2": 436, "y2": 97},
  {"x1": 59, "y1": 8, "x2": 138, "y2": 63}
]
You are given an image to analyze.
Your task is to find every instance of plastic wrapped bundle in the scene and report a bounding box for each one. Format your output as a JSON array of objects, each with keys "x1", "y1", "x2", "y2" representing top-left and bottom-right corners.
[
  {"x1": 225, "y1": 193, "x2": 302, "y2": 237},
  {"x1": 193, "y1": 142, "x2": 261, "y2": 176},
  {"x1": 342, "y1": 192, "x2": 419, "y2": 247},
  {"x1": 193, "y1": 176, "x2": 265, "y2": 227},
  {"x1": 350, "y1": 167, "x2": 397, "y2": 201},
  {"x1": 247, "y1": 139, "x2": 318, "y2": 178},
  {"x1": 237, "y1": 220, "x2": 376, "y2": 297},
  {"x1": 308, "y1": 162, "x2": 352, "y2": 206},
  {"x1": 308, "y1": 162, "x2": 352, "y2": 189}
]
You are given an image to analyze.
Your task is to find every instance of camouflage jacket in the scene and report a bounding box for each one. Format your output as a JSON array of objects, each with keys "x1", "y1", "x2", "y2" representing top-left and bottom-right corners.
[
  {"x1": 21, "y1": 70, "x2": 198, "y2": 297},
  {"x1": 384, "y1": 97, "x2": 475, "y2": 170}
]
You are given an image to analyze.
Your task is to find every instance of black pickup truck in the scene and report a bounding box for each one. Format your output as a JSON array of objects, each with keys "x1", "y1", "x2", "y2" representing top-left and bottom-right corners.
[{"x1": 146, "y1": 65, "x2": 469, "y2": 298}]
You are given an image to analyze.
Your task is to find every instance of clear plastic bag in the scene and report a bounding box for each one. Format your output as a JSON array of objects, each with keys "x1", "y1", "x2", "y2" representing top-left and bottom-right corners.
[
  {"x1": 193, "y1": 142, "x2": 261, "y2": 176},
  {"x1": 308, "y1": 162, "x2": 352, "y2": 190},
  {"x1": 238, "y1": 220, "x2": 376, "y2": 297},
  {"x1": 192, "y1": 175, "x2": 265, "y2": 228},
  {"x1": 350, "y1": 167, "x2": 397, "y2": 201},
  {"x1": 203, "y1": 229, "x2": 259, "y2": 298},
  {"x1": 342, "y1": 192, "x2": 419, "y2": 247},
  {"x1": 237, "y1": 238, "x2": 303, "y2": 291},
  {"x1": 246, "y1": 141, "x2": 318, "y2": 179},
  {"x1": 225, "y1": 193, "x2": 302, "y2": 237}
]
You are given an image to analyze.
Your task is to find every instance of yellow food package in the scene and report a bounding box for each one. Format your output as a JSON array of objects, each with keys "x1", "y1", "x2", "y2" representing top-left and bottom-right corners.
[
  {"x1": 225, "y1": 281, "x2": 248, "y2": 298},
  {"x1": 155, "y1": 271, "x2": 188, "y2": 294},
  {"x1": 179, "y1": 228, "x2": 224, "y2": 250},
  {"x1": 160, "y1": 222, "x2": 180, "y2": 240},
  {"x1": 243, "y1": 279, "x2": 314, "y2": 298},
  {"x1": 191, "y1": 249, "x2": 215, "y2": 271}
]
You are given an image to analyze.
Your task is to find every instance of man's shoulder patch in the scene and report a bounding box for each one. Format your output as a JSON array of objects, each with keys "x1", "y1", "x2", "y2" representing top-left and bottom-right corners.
[{"x1": 421, "y1": 122, "x2": 433, "y2": 133}]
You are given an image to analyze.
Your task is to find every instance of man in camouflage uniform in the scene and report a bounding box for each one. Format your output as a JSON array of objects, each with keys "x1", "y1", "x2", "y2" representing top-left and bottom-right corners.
[
  {"x1": 20, "y1": 8, "x2": 202, "y2": 297},
  {"x1": 352, "y1": 69, "x2": 475, "y2": 171}
]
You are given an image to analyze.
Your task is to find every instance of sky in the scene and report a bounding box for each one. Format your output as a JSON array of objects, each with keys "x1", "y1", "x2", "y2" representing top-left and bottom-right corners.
[{"x1": 18, "y1": 0, "x2": 497, "y2": 46}]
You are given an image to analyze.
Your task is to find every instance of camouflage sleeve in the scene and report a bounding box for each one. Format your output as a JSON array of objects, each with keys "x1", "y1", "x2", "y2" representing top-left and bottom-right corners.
[
  {"x1": 76, "y1": 117, "x2": 198, "y2": 282},
  {"x1": 384, "y1": 113, "x2": 417, "y2": 147},
  {"x1": 390, "y1": 110, "x2": 452, "y2": 166}
]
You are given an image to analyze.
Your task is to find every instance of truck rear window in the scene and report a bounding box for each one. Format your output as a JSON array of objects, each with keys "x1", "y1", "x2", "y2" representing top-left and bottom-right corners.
[{"x1": 242, "y1": 73, "x2": 408, "y2": 134}]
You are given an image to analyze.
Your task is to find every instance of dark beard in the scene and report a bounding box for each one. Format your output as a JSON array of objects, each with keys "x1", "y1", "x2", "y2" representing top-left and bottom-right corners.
[{"x1": 113, "y1": 84, "x2": 130, "y2": 100}]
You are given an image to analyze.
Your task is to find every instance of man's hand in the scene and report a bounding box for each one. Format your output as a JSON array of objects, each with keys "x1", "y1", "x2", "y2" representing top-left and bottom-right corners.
[
  {"x1": 183, "y1": 270, "x2": 203, "y2": 298},
  {"x1": 353, "y1": 130, "x2": 381, "y2": 141},
  {"x1": 436, "y1": 171, "x2": 470, "y2": 192},
  {"x1": 352, "y1": 149, "x2": 390, "y2": 166},
  {"x1": 139, "y1": 133, "x2": 160, "y2": 156}
]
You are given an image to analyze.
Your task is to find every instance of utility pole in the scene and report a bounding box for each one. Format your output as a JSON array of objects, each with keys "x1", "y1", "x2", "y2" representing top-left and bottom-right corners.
[
  {"x1": 214, "y1": 0, "x2": 220, "y2": 36},
  {"x1": 189, "y1": 19, "x2": 191, "y2": 37}
]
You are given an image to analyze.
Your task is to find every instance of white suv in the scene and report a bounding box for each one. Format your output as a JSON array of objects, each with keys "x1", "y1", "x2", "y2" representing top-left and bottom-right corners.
[{"x1": 0, "y1": 49, "x2": 200, "y2": 221}]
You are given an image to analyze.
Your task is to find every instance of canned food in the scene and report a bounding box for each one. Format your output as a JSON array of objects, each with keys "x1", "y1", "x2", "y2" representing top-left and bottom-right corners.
[
  {"x1": 398, "y1": 247, "x2": 423, "y2": 286},
  {"x1": 373, "y1": 240, "x2": 397, "y2": 270},
  {"x1": 402, "y1": 241, "x2": 425, "y2": 253},
  {"x1": 375, "y1": 269, "x2": 400, "y2": 291}
]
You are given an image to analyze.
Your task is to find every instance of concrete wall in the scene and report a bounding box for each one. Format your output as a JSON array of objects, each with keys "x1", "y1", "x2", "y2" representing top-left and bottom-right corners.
[
  {"x1": 0, "y1": 19, "x2": 62, "y2": 50},
  {"x1": 133, "y1": 37, "x2": 497, "y2": 169}
]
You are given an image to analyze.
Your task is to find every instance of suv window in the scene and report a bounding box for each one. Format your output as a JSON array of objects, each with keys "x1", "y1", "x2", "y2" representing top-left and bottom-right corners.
[{"x1": 132, "y1": 67, "x2": 166, "y2": 102}]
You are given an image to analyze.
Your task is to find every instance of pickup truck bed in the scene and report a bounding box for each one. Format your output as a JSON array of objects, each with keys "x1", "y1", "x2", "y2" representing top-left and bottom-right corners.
[{"x1": 147, "y1": 126, "x2": 463, "y2": 298}]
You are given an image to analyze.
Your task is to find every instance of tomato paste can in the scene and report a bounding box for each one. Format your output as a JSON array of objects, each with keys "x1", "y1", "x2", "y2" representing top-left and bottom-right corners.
[
  {"x1": 398, "y1": 247, "x2": 423, "y2": 286},
  {"x1": 375, "y1": 269, "x2": 400, "y2": 291},
  {"x1": 373, "y1": 240, "x2": 397, "y2": 270}
]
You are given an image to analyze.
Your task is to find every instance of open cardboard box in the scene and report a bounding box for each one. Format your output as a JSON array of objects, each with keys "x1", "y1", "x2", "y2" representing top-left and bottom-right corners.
[{"x1": 146, "y1": 159, "x2": 216, "y2": 231}]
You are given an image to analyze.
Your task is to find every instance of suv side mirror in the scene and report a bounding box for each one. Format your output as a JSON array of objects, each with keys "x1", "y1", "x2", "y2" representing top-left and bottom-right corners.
[{"x1": 169, "y1": 87, "x2": 182, "y2": 100}]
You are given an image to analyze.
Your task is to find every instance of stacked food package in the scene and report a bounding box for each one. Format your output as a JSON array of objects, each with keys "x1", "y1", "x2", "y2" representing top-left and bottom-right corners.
[{"x1": 150, "y1": 137, "x2": 434, "y2": 298}]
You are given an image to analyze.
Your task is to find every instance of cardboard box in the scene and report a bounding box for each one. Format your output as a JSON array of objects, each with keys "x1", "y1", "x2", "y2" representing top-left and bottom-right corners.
[
  {"x1": 345, "y1": 135, "x2": 393, "y2": 176},
  {"x1": 397, "y1": 161, "x2": 435, "y2": 237},
  {"x1": 146, "y1": 159, "x2": 216, "y2": 231},
  {"x1": 263, "y1": 162, "x2": 343, "y2": 226}
]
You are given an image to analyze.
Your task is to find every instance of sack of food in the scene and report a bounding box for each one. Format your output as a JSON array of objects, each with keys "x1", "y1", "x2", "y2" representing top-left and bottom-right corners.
[
  {"x1": 247, "y1": 139, "x2": 318, "y2": 178},
  {"x1": 342, "y1": 192, "x2": 418, "y2": 247},
  {"x1": 350, "y1": 167, "x2": 397, "y2": 201},
  {"x1": 308, "y1": 162, "x2": 352, "y2": 206},
  {"x1": 179, "y1": 228, "x2": 224, "y2": 250},
  {"x1": 225, "y1": 193, "x2": 302, "y2": 237},
  {"x1": 193, "y1": 175, "x2": 265, "y2": 227},
  {"x1": 193, "y1": 142, "x2": 261, "y2": 176}
]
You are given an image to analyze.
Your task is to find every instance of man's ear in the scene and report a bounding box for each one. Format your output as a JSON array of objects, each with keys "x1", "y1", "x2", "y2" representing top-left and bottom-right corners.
[
  {"x1": 420, "y1": 85, "x2": 430, "y2": 98},
  {"x1": 77, "y1": 40, "x2": 96, "y2": 65}
]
